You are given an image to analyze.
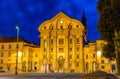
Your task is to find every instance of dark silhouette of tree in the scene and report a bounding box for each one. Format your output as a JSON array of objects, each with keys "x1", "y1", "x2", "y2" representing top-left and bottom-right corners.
[{"x1": 97, "y1": 0, "x2": 120, "y2": 74}]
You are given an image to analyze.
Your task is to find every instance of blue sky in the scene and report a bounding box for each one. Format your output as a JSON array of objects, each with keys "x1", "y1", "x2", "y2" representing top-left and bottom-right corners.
[{"x1": 0, "y1": 0, "x2": 100, "y2": 45}]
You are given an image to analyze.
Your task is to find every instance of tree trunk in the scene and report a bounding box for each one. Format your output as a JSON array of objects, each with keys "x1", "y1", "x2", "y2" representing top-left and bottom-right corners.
[{"x1": 114, "y1": 29, "x2": 120, "y2": 75}]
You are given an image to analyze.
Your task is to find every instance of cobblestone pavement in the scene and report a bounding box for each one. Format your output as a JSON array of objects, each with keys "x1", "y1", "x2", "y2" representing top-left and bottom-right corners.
[{"x1": 0, "y1": 73, "x2": 85, "y2": 79}]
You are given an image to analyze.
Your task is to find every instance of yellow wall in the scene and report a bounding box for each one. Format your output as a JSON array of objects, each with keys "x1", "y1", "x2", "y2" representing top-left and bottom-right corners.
[
  {"x1": 0, "y1": 41, "x2": 40, "y2": 73},
  {"x1": 38, "y1": 12, "x2": 86, "y2": 73}
]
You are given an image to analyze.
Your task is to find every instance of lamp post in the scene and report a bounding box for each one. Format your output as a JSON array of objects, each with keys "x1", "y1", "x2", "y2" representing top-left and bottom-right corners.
[
  {"x1": 96, "y1": 51, "x2": 101, "y2": 71},
  {"x1": 15, "y1": 25, "x2": 19, "y2": 74}
]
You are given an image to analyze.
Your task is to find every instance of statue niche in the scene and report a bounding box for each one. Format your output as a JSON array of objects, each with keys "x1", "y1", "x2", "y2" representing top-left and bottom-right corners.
[{"x1": 58, "y1": 56, "x2": 65, "y2": 70}]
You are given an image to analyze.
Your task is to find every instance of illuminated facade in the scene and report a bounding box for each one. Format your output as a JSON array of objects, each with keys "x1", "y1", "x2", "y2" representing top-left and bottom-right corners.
[
  {"x1": 0, "y1": 37, "x2": 40, "y2": 72},
  {"x1": 38, "y1": 12, "x2": 86, "y2": 73},
  {"x1": 84, "y1": 39, "x2": 116, "y2": 73},
  {"x1": 38, "y1": 12, "x2": 116, "y2": 73}
]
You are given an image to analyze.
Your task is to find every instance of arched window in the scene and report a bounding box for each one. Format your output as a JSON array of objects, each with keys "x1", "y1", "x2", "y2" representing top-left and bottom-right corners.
[
  {"x1": 60, "y1": 25, "x2": 63, "y2": 29},
  {"x1": 68, "y1": 24, "x2": 72, "y2": 29},
  {"x1": 50, "y1": 24, "x2": 54, "y2": 30},
  {"x1": 44, "y1": 26, "x2": 46, "y2": 29},
  {"x1": 76, "y1": 25, "x2": 79, "y2": 28},
  {"x1": 51, "y1": 26, "x2": 53, "y2": 30}
]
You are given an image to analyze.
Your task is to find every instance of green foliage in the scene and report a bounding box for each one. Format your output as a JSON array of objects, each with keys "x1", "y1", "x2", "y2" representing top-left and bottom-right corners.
[
  {"x1": 103, "y1": 43, "x2": 116, "y2": 60},
  {"x1": 97, "y1": 0, "x2": 120, "y2": 60}
]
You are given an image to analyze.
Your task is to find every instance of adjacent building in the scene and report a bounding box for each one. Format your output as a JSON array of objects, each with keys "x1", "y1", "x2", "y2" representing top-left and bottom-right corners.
[
  {"x1": 84, "y1": 39, "x2": 116, "y2": 73},
  {"x1": 0, "y1": 37, "x2": 40, "y2": 72}
]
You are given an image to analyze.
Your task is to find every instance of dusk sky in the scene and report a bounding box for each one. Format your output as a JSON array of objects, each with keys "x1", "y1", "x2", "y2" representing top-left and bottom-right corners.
[{"x1": 0, "y1": 0, "x2": 100, "y2": 45}]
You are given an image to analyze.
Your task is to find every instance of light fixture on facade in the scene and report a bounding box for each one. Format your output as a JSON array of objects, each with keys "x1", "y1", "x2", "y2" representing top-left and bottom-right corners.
[{"x1": 60, "y1": 20, "x2": 63, "y2": 24}]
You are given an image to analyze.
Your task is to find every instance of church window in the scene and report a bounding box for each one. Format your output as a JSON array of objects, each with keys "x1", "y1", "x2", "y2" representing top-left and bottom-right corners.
[
  {"x1": 50, "y1": 48, "x2": 53, "y2": 53},
  {"x1": 76, "y1": 63, "x2": 79, "y2": 67},
  {"x1": 86, "y1": 55, "x2": 88, "y2": 59},
  {"x1": 59, "y1": 39, "x2": 64, "y2": 45},
  {"x1": 77, "y1": 47, "x2": 79, "y2": 52},
  {"x1": 51, "y1": 26, "x2": 53, "y2": 30},
  {"x1": 76, "y1": 38, "x2": 80, "y2": 44},
  {"x1": 51, "y1": 39, "x2": 53, "y2": 45},
  {"x1": 44, "y1": 26, "x2": 46, "y2": 29},
  {"x1": 77, "y1": 55, "x2": 79, "y2": 59},
  {"x1": 76, "y1": 25, "x2": 79, "y2": 28},
  {"x1": 93, "y1": 53, "x2": 96, "y2": 58},
  {"x1": 60, "y1": 25, "x2": 63, "y2": 29},
  {"x1": 35, "y1": 54, "x2": 38, "y2": 57},
  {"x1": 70, "y1": 48, "x2": 72, "y2": 52},
  {"x1": 59, "y1": 48, "x2": 64, "y2": 53},
  {"x1": 70, "y1": 38, "x2": 72, "y2": 44}
]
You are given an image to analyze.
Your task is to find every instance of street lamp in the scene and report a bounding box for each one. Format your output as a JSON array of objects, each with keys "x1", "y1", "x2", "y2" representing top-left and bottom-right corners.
[
  {"x1": 15, "y1": 25, "x2": 19, "y2": 74},
  {"x1": 96, "y1": 51, "x2": 101, "y2": 71}
]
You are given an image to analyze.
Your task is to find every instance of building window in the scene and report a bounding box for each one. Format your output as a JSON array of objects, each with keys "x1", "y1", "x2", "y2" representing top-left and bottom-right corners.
[
  {"x1": 70, "y1": 38, "x2": 72, "y2": 44},
  {"x1": 70, "y1": 48, "x2": 72, "y2": 52},
  {"x1": 101, "y1": 60, "x2": 104, "y2": 64},
  {"x1": 69, "y1": 55, "x2": 72, "y2": 59},
  {"x1": 93, "y1": 53, "x2": 96, "y2": 58},
  {"x1": 76, "y1": 38, "x2": 79, "y2": 44},
  {"x1": 1, "y1": 52, "x2": 3, "y2": 57},
  {"x1": 44, "y1": 26, "x2": 46, "y2": 29},
  {"x1": 86, "y1": 62, "x2": 89, "y2": 70},
  {"x1": 101, "y1": 66, "x2": 105, "y2": 69},
  {"x1": 60, "y1": 25, "x2": 63, "y2": 29},
  {"x1": 59, "y1": 39, "x2": 64, "y2": 45},
  {"x1": 35, "y1": 54, "x2": 38, "y2": 57},
  {"x1": 50, "y1": 48, "x2": 53, "y2": 53},
  {"x1": 8, "y1": 52, "x2": 11, "y2": 57},
  {"x1": 1, "y1": 60, "x2": 3, "y2": 64},
  {"x1": 76, "y1": 47, "x2": 79, "y2": 52},
  {"x1": 86, "y1": 55, "x2": 88, "y2": 59},
  {"x1": 16, "y1": 44, "x2": 19, "y2": 49},
  {"x1": 9, "y1": 45, "x2": 11, "y2": 49},
  {"x1": 1, "y1": 45, "x2": 4, "y2": 49},
  {"x1": 52, "y1": 26, "x2": 53, "y2": 30},
  {"x1": 59, "y1": 48, "x2": 64, "y2": 53},
  {"x1": 76, "y1": 25, "x2": 79, "y2": 28},
  {"x1": 51, "y1": 39, "x2": 53, "y2": 45},
  {"x1": 77, "y1": 55, "x2": 79, "y2": 59},
  {"x1": 76, "y1": 63, "x2": 79, "y2": 67},
  {"x1": 44, "y1": 39, "x2": 47, "y2": 45}
]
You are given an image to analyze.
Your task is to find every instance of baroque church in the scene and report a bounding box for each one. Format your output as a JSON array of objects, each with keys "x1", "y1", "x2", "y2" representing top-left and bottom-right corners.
[{"x1": 38, "y1": 12, "x2": 87, "y2": 73}]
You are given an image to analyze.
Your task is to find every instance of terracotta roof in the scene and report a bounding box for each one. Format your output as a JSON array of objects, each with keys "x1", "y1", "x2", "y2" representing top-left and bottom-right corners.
[{"x1": 0, "y1": 36, "x2": 26, "y2": 42}]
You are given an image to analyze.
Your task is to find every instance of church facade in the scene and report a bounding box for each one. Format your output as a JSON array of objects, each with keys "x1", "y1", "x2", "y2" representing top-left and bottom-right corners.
[{"x1": 38, "y1": 12, "x2": 86, "y2": 73}]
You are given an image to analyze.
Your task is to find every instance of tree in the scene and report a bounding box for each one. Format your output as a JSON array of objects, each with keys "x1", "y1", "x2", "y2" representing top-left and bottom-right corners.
[{"x1": 97, "y1": 0, "x2": 120, "y2": 74}]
